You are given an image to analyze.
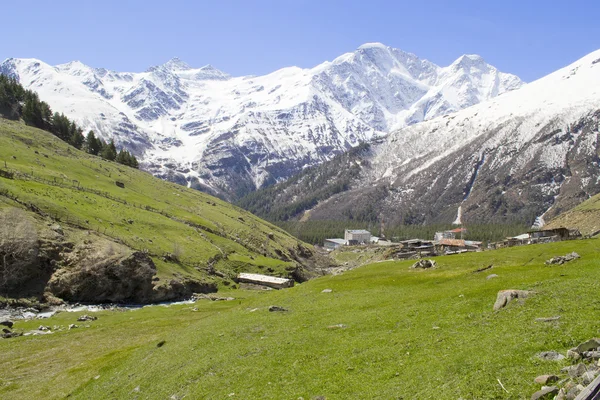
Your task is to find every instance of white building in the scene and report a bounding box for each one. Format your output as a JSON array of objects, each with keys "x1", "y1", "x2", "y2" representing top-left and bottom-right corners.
[
  {"x1": 344, "y1": 229, "x2": 371, "y2": 244},
  {"x1": 324, "y1": 238, "x2": 347, "y2": 251}
]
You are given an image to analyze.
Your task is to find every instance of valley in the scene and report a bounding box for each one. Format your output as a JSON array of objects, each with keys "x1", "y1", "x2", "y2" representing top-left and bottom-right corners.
[{"x1": 2, "y1": 30, "x2": 600, "y2": 400}]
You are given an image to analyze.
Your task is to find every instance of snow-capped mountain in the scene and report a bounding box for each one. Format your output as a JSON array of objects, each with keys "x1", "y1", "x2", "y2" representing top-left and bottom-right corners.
[
  {"x1": 0, "y1": 43, "x2": 522, "y2": 199},
  {"x1": 257, "y1": 49, "x2": 600, "y2": 226}
]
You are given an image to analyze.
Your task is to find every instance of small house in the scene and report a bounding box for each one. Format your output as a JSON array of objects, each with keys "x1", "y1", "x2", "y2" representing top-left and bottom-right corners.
[
  {"x1": 237, "y1": 273, "x2": 294, "y2": 289},
  {"x1": 434, "y1": 227, "x2": 466, "y2": 241},
  {"x1": 344, "y1": 229, "x2": 371, "y2": 244},
  {"x1": 324, "y1": 238, "x2": 347, "y2": 251},
  {"x1": 435, "y1": 238, "x2": 481, "y2": 254},
  {"x1": 528, "y1": 227, "x2": 570, "y2": 243}
]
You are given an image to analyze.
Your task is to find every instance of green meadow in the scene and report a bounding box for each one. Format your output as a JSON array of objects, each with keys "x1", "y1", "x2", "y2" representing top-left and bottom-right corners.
[
  {"x1": 0, "y1": 118, "x2": 308, "y2": 288},
  {"x1": 2, "y1": 238, "x2": 599, "y2": 399}
]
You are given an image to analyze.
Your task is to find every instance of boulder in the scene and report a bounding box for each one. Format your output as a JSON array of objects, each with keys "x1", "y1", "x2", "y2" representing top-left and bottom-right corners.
[
  {"x1": 268, "y1": 306, "x2": 288, "y2": 312},
  {"x1": 582, "y1": 370, "x2": 598, "y2": 385},
  {"x1": 411, "y1": 259, "x2": 437, "y2": 269},
  {"x1": 537, "y1": 351, "x2": 565, "y2": 361},
  {"x1": 545, "y1": 252, "x2": 580, "y2": 265},
  {"x1": 1, "y1": 331, "x2": 22, "y2": 339},
  {"x1": 531, "y1": 386, "x2": 558, "y2": 400},
  {"x1": 77, "y1": 315, "x2": 98, "y2": 322},
  {"x1": 567, "y1": 348, "x2": 582, "y2": 361},
  {"x1": 565, "y1": 384, "x2": 584, "y2": 399},
  {"x1": 0, "y1": 320, "x2": 14, "y2": 329},
  {"x1": 561, "y1": 363, "x2": 587, "y2": 378},
  {"x1": 534, "y1": 375, "x2": 559, "y2": 385},
  {"x1": 486, "y1": 274, "x2": 498, "y2": 280},
  {"x1": 575, "y1": 338, "x2": 600, "y2": 353},
  {"x1": 583, "y1": 351, "x2": 600, "y2": 359},
  {"x1": 493, "y1": 290, "x2": 533, "y2": 311},
  {"x1": 321, "y1": 289, "x2": 333, "y2": 293},
  {"x1": 47, "y1": 251, "x2": 158, "y2": 303}
]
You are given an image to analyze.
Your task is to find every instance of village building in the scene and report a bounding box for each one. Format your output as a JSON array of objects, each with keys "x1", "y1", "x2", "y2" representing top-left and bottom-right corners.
[
  {"x1": 527, "y1": 227, "x2": 571, "y2": 242},
  {"x1": 400, "y1": 239, "x2": 435, "y2": 254},
  {"x1": 237, "y1": 273, "x2": 294, "y2": 289},
  {"x1": 488, "y1": 227, "x2": 581, "y2": 250},
  {"x1": 344, "y1": 229, "x2": 372, "y2": 245},
  {"x1": 324, "y1": 238, "x2": 347, "y2": 251},
  {"x1": 383, "y1": 238, "x2": 435, "y2": 259},
  {"x1": 435, "y1": 238, "x2": 482, "y2": 254},
  {"x1": 434, "y1": 227, "x2": 466, "y2": 241}
]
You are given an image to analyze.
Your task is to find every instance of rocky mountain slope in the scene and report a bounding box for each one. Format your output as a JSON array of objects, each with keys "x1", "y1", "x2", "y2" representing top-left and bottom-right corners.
[
  {"x1": 0, "y1": 119, "x2": 327, "y2": 304},
  {"x1": 240, "y1": 49, "x2": 600, "y2": 227},
  {"x1": 0, "y1": 44, "x2": 522, "y2": 199}
]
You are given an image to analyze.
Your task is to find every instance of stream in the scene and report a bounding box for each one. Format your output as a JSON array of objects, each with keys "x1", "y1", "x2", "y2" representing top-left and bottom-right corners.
[{"x1": 0, "y1": 299, "x2": 196, "y2": 321}]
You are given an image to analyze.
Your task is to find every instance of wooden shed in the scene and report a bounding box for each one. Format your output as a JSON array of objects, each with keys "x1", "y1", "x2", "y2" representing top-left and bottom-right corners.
[{"x1": 237, "y1": 273, "x2": 294, "y2": 289}]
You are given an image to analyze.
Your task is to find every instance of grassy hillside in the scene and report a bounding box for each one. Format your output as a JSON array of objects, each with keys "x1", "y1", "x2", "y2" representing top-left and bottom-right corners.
[
  {"x1": 0, "y1": 119, "x2": 324, "y2": 303},
  {"x1": 2, "y1": 238, "x2": 599, "y2": 399},
  {"x1": 546, "y1": 191, "x2": 600, "y2": 235}
]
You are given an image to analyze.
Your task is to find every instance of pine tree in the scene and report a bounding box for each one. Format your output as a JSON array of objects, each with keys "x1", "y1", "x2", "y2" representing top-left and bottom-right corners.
[
  {"x1": 101, "y1": 139, "x2": 117, "y2": 161},
  {"x1": 116, "y1": 149, "x2": 128, "y2": 165},
  {"x1": 129, "y1": 152, "x2": 139, "y2": 169},
  {"x1": 85, "y1": 131, "x2": 102, "y2": 155},
  {"x1": 51, "y1": 112, "x2": 70, "y2": 141},
  {"x1": 22, "y1": 93, "x2": 45, "y2": 129},
  {"x1": 70, "y1": 126, "x2": 84, "y2": 149}
]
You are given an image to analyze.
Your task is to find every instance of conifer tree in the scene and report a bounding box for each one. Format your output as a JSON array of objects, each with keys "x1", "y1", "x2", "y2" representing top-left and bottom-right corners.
[
  {"x1": 101, "y1": 139, "x2": 117, "y2": 161},
  {"x1": 70, "y1": 125, "x2": 84, "y2": 149},
  {"x1": 116, "y1": 149, "x2": 128, "y2": 165},
  {"x1": 85, "y1": 130, "x2": 102, "y2": 155}
]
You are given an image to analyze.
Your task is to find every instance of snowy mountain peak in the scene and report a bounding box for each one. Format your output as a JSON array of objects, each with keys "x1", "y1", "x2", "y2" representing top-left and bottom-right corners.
[
  {"x1": 55, "y1": 60, "x2": 96, "y2": 77},
  {"x1": 2, "y1": 44, "x2": 526, "y2": 199},
  {"x1": 162, "y1": 57, "x2": 192, "y2": 71},
  {"x1": 357, "y1": 42, "x2": 388, "y2": 50},
  {"x1": 449, "y1": 54, "x2": 492, "y2": 73},
  {"x1": 192, "y1": 64, "x2": 231, "y2": 80}
]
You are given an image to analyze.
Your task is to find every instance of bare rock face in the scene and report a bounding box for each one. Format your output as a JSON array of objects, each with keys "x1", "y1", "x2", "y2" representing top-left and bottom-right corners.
[
  {"x1": 493, "y1": 290, "x2": 533, "y2": 311},
  {"x1": 47, "y1": 251, "x2": 157, "y2": 303}
]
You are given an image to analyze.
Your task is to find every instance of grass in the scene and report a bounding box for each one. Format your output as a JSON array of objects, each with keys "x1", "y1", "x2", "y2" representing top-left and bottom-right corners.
[
  {"x1": 0, "y1": 119, "x2": 312, "y2": 285},
  {"x1": 546, "y1": 192, "x2": 600, "y2": 235},
  {"x1": 2, "y1": 238, "x2": 600, "y2": 399}
]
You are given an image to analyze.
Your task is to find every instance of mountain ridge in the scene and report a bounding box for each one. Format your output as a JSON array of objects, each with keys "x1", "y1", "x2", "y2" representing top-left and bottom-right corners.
[
  {"x1": 0, "y1": 43, "x2": 523, "y2": 199},
  {"x1": 237, "y1": 48, "x2": 600, "y2": 227}
]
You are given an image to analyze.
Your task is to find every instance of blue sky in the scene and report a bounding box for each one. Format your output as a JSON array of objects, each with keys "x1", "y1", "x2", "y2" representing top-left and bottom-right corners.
[{"x1": 2, "y1": 0, "x2": 599, "y2": 82}]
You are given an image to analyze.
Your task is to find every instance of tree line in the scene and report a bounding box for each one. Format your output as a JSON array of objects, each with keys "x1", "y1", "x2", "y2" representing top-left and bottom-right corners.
[
  {"x1": 236, "y1": 142, "x2": 371, "y2": 220},
  {"x1": 0, "y1": 74, "x2": 138, "y2": 168}
]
